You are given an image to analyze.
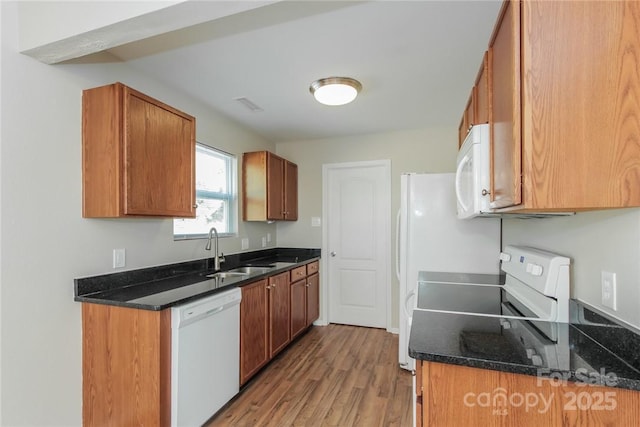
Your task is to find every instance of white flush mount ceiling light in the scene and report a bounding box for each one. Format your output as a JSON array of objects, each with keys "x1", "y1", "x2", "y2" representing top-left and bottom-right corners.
[{"x1": 309, "y1": 77, "x2": 362, "y2": 106}]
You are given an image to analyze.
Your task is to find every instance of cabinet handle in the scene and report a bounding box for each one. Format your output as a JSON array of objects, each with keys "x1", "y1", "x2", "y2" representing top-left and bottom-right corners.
[
  {"x1": 481, "y1": 189, "x2": 491, "y2": 196},
  {"x1": 266, "y1": 285, "x2": 272, "y2": 290},
  {"x1": 306, "y1": 283, "x2": 309, "y2": 288},
  {"x1": 272, "y1": 283, "x2": 277, "y2": 288},
  {"x1": 193, "y1": 204, "x2": 198, "y2": 209}
]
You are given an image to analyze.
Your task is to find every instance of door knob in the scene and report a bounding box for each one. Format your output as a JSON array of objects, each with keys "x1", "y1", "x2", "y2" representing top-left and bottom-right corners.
[{"x1": 330, "y1": 251, "x2": 336, "y2": 257}]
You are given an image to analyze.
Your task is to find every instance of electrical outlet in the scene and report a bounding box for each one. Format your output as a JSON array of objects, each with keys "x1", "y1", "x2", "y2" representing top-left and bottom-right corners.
[
  {"x1": 262, "y1": 236, "x2": 267, "y2": 247},
  {"x1": 241, "y1": 238, "x2": 249, "y2": 250},
  {"x1": 267, "y1": 233, "x2": 271, "y2": 243},
  {"x1": 601, "y1": 271, "x2": 617, "y2": 310},
  {"x1": 113, "y1": 248, "x2": 126, "y2": 268}
]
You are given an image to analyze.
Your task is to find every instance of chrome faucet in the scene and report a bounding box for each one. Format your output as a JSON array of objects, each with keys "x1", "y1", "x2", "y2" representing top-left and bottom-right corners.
[{"x1": 205, "y1": 227, "x2": 225, "y2": 270}]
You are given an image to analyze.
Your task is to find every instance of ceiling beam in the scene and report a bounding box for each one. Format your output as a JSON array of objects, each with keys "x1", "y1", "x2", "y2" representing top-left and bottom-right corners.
[{"x1": 18, "y1": 0, "x2": 279, "y2": 64}]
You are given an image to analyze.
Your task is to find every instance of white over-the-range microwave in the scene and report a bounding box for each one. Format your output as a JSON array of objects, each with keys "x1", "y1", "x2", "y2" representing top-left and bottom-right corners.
[
  {"x1": 455, "y1": 124, "x2": 494, "y2": 219},
  {"x1": 455, "y1": 125, "x2": 574, "y2": 219}
]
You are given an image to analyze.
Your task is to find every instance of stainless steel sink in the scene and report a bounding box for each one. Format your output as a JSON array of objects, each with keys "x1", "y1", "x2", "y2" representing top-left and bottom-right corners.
[
  {"x1": 205, "y1": 271, "x2": 249, "y2": 279},
  {"x1": 205, "y1": 266, "x2": 274, "y2": 279},
  {"x1": 227, "y1": 266, "x2": 273, "y2": 275}
]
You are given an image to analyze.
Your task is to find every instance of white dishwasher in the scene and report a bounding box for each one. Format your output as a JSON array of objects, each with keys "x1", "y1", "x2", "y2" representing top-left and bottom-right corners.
[{"x1": 171, "y1": 287, "x2": 242, "y2": 427}]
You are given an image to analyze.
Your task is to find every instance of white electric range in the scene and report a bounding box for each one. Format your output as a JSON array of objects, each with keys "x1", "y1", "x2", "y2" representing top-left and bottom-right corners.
[{"x1": 410, "y1": 245, "x2": 572, "y2": 426}]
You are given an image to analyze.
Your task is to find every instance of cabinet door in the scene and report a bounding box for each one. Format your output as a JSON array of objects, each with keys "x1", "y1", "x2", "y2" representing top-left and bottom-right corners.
[
  {"x1": 240, "y1": 279, "x2": 269, "y2": 385},
  {"x1": 489, "y1": 0, "x2": 521, "y2": 209},
  {"x1": 458, "y1": 94, "x2": 473, "y2": 148},
  {"x1": 123, "y1": 87, "x2": 195, "y2": 216},
  {"x1": 242, "y1": 151, "x2": 267, "y2": 221},
  {"x1": 416, "y1": 360, "x2": 423, "y2": 427},
  {"x1": 269, "y1": 272, "x2": 291, "y2": 357},
  {"x1": 475, "y1": 51, "x2": 489, "y2": 125},
  {"x1": 266, "y1": 153, "x2": 285, "y2": 220},
  {"x1": 290, "y1": 278, "x2": 307, "y2": 339},
  {"x1": 423, "y1": 361, "x2": 640, "y2": 425},
  {"x1": 306, "y1": 273, "x2": 319, "y2": 326},
  {"x1": 284, "y1": 160, "x2": 298, "y2": 221},
  {"x1": 82, "y1": 304, "x2": 171, "y2": 427},
  {"x1": 82, "y1": 83, "x2": 195, "y2": 218},
  {"x1": 521, "y1": 0, "x2": 640, "y2": 210}
]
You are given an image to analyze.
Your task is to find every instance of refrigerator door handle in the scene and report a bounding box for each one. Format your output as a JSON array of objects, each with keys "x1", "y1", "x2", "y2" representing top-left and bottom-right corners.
[
  {"x1": 403, "y1": 289, "x2": 416, "y2": 321},
  {"x1": 395, "y1": 209, "x2": 401, "y2": 281}
]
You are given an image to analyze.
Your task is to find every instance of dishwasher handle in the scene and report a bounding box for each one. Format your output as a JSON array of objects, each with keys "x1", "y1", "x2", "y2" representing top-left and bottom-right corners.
[
  {"x1": 205, "y1": 306, "x2": 224, "y2": 316},
  {"x1": 173, "y1": 288, "x2": 242, "y2": 329}
]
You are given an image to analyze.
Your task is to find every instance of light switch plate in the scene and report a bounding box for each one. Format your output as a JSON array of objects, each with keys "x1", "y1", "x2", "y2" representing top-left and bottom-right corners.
[
  {"x1": 311, "y1": 217, "x2": 321, "y2": 227},
  {"x1": 241, "y1": 238, "x2": 249, "y2": 250},
  {"x1": 601, "y1": 271, "x2": 617, "y2": 310}
]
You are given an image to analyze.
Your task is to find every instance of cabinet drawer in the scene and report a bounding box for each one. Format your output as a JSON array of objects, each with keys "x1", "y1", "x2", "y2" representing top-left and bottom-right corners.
[
  {"x1": 306, "y1": 261, "x2": 319, "y2": 275},
  {"x1": 291, "y1": 266, "x2": 306, "y2": 281}
]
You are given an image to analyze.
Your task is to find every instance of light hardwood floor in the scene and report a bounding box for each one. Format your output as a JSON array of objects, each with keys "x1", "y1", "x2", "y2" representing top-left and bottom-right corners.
[{"x1": 207, "y1": 324, "x2": 413, "y2": 427}]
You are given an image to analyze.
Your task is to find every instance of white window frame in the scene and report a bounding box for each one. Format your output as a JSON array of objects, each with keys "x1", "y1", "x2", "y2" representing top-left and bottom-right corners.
[{"x1": 173, "y1": 143, "x2": 238, "y2": 240}]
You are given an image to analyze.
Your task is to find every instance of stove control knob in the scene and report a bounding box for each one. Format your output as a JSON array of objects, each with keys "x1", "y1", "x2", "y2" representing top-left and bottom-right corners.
[
  {"x1": 530, "y1": 264, "x2": 543, "y2": 276},
  {"x1": 500, "y1": 318, "x2": 512, "y2": 329},
  {"x1": 499, "y1": 252, "x2": 512, "y2": 262},
  {"x1": 526, "y1": 263, "x2": 543, "y2": 276},
  {"x1": 531, "y1": 355, "x2": 543, "y2": 366}
]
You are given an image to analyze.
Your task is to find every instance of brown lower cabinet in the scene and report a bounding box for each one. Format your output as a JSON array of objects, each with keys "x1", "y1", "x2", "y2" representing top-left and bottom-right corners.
[
  {"x1": 290, "y1": 277, "x2": 307, "y2": 339},
  {"x1": 239, "y1": 279, "x2": 269, "y2": 386},
  {"x1": 417, "y1": 361, "x2": 640, "y2": 426},
  {"x1": 241, "y1": 261, "x2": 320, "y2": 385},
  {"x1": 238, "y1": 273, "x2": 291, "y2": 386},
  {"x1": 82, "y1": 303, "x2": 171, "y2": 427},
  {"x1": 268, "y1": 272, "x2": 291, "y2": 357},
  {"x1": 306, "y1": 272, "x2": 319, "y2": 326},
  {"x1": 290, "y1": 264, "x2": 320, "y2": 339}
]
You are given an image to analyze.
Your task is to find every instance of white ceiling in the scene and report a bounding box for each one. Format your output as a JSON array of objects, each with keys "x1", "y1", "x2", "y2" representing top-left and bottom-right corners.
[{"x1": 107, "y1": 1, "x2": 503, "y2": 142}]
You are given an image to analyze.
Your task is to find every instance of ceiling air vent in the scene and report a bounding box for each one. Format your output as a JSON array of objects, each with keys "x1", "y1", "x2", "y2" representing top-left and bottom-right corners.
[{"x1": 234, "y1": 97, "x2": 264, "y2": 112}]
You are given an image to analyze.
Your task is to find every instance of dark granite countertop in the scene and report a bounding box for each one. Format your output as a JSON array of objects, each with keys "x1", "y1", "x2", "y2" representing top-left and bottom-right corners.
[
  {"x1": 408, "y1": 277, "x2": 640, "y2": 391},
  {"x1": 74, "y1": 248, "x2": 320, "y2": 310}
]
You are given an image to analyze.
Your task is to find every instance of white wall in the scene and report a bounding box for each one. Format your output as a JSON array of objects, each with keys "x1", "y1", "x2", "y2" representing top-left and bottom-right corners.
[
  {"x1": 276, "y1": 127, "x2": 458, "y2": 329},
  {"x1": 1, "y1": 3, "x2": 274, "y2": 425},
  {"x1": 503, "y1": 208, "x2": 640, "y2": 330}
]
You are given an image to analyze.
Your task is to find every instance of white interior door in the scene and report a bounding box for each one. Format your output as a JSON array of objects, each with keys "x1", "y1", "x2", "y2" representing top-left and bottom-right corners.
[{"x1": 323, "y1": 160, "x2": 390, "y2": 329}]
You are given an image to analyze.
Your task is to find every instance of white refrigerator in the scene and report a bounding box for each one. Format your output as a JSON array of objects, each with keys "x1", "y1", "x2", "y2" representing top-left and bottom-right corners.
[{"x1": 397, "y1": 173, "x2": 501, "y2": 371}]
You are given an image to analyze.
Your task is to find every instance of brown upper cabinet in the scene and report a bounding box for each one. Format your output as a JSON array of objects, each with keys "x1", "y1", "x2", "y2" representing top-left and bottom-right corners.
[
  {"x1": 243, "y1": 151, "x2": 298, "y2": 221},
  {"x1": 487, "y1": 0, "x2": 640, "y2": 212},
  {"x1": 82, "y1": 83, "x2": 196, "y2": 218},
  {"x1": 458, "y1": 94, "x2": 474, "y2": 148},
  {"x1": 474, "y1": 52, "x2": 490, "y2": 127},
  {"x1": 458, "y1": 52, "x2": 490, "y2": 148}
]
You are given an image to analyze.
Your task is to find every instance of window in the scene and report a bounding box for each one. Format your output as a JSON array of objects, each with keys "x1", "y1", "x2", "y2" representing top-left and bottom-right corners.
[{"x1": 174, "y1": 143, "x2": 237, "y2": 239}]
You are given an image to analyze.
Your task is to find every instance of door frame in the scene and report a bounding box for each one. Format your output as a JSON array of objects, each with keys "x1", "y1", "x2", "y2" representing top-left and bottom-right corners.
[{"x1": 321, "y1": 160, "x2": 392, "y2": 331}]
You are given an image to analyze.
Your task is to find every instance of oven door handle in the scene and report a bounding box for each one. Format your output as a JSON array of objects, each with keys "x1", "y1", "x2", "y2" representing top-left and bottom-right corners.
[{"x1": 455, "y1": 153, "x2": 471, "y2": 212}]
